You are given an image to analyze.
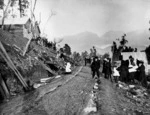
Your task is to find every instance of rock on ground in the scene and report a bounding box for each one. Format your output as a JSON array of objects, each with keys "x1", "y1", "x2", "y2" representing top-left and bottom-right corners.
[{"x1": 1, "y1": 66, "x2": 150, "y2": 115}]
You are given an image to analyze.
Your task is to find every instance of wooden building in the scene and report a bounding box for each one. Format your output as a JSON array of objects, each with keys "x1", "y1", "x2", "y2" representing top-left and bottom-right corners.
[
  {"x1": 0, "y1": 17, "x2": 41, "y2": 40},
  {"x1": 0, "y1": 18, "x2": 41, "y2": 51}
]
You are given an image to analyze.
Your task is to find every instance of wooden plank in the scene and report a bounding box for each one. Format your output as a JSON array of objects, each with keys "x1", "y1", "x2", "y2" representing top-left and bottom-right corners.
[
  {"x1": 0, "y1": 50, "x2": 28, "y2": 90},
  {"x1": 1, "y1": 76, "x2": 10, "y2": 98},
  {"x1": 23, "y1": 37, "x2": 32, "y2": 56},
  {"x1": 38, "y1": 60, "x2": 57, "y2": 76},
  {"x1": 45, "y1": 60, "x2": 65, "y2": 70},
  {"x1": 0, "y1": 41, "x2": 29, "y2": 90},
  {"x1": 0, "y1": 75, "x2": 10, "y2": 99}
]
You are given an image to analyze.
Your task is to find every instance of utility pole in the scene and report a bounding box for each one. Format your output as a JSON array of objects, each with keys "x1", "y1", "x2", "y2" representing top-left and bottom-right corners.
[
  {"x1": 18, "y1": 0, "x2": 22, "y2": 18},
  {"x1": 149, "y1": 20, "x2": 150, "y2": 40}
]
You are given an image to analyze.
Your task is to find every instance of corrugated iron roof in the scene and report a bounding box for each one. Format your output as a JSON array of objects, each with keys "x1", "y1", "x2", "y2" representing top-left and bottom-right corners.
[{"x1": 0, "y1": 17, "x2": 30, "y2": 25}]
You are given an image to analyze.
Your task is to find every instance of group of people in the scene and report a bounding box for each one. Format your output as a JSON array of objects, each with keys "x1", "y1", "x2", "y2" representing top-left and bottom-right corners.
[
  {"x1": 113, "y1": 56, "x2": 147, "y2": 87},
  {"x1": 102, "y1": 58, "x2": 113, "y2": 81},
  {"x1": 90, "y1": 55, "x2": 147, "y2": 87},
  {"x1": 90, "y1": 56, "x2": 112, "y2": 82}
]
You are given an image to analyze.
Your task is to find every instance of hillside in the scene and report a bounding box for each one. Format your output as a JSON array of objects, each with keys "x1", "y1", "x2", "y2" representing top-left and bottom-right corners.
[
  {"x1": 59, "y1": 31, "x2": 100, "y2": 52},
  {"x1": 60, "y1": 30, "x2": 149, "y2": 54}
]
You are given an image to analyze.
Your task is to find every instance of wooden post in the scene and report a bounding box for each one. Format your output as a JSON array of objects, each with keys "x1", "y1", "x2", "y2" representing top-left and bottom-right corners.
[
  {"x1": 38, "y1": 60, "x2": 57, "y2": 76},
  {"x1": 0, "y1": 41, "x2": 29, "y2": 90},
  {"x1": 23, "y1": 37, "x2": 32, "y2": 56},
  {"x1": 0, "y1": 74, "x2": 10, "y2": 99}
]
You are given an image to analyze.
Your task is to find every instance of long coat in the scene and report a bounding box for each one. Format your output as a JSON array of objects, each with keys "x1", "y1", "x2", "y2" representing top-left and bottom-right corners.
[
  {"x1": 91, "y1": 60, "x2": 100, "y2": 71},
  {"x1": 102, "y1": 61, "x2": 106, "y2": 73},
  {"x1": 137, "y1": 64, "x2": 147, "y2": 86},
  {"x1": 117, "y1": 65, "x2": 128, "y2": 82},
  {"x1": 105, "y1": 61, "x2": 112, "y2": 75}
]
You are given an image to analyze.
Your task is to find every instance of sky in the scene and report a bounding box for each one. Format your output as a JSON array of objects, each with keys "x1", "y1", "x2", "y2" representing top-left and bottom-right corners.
[
  {"x1": 34, "y1": 0, "x2": 150, "y2": 41},
  {"x1": 3, "y1": 0, "x2": 150, "y2": 41}
]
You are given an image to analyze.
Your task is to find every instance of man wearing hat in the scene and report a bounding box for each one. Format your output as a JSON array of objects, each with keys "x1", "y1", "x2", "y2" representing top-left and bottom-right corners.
[
  {"x1": 137, "y1": 60, "x2": 147, "y2": 87},
  {"x1": 102, "y1": 58, "x2": 107, "y2": 78},
  {"x1": 128, "y1": 55, "x2": 137, "y2": 83},
  {"x1": 91, "y1": 57, "x2": 100, "y2": 79}
]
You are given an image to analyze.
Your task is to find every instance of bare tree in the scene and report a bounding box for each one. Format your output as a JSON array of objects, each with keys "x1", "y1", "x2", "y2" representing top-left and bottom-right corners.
[
  {"x1": 30, "y1": 0, "x2": 37, "y2": 21},
  {"x1": 38, "y1": 12, "x2": 41, "y2": 25},
  {"x1": 1, "y1": 0, "x2": 11, "y2": 29},
  {"x1": 18, "y1": 0, "x2": 29, "y2": 17},
  {"x1": 32, "y1": 0, "x2": 37, "y2": 13}
]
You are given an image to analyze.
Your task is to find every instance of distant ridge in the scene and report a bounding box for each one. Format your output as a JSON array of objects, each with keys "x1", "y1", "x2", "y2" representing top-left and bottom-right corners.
[{"x1": 59, "y1": 30, "x2": 149, "y2": 54}]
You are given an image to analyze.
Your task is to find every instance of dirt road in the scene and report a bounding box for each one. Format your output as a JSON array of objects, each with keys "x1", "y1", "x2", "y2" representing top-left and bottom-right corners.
[
  {"x1": 0, "y1": 66, "x2": 150, "y2": 115},
  {"x1": 0, "y1": 66, "x2": 95, "y2": 115},
  {"x1": 92, "y1": 74, "x2": 150, "y2": 115}
]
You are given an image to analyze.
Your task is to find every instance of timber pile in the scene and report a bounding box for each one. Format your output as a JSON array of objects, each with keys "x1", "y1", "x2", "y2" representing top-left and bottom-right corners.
[
  {"x1": 27, "y1": 40, "x2": 66, "y2": 74},
  {"x1": 0, "y1": 29, "x2": 70, "y2": 102}
]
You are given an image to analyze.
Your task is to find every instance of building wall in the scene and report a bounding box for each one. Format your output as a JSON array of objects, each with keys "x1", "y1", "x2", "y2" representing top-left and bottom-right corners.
[
  {"x1": 3, "y1": 25, "x2": 24, "y2": 38},
  {"x1": 23, "y1": 25, "x2": 33, "y2": 40}
]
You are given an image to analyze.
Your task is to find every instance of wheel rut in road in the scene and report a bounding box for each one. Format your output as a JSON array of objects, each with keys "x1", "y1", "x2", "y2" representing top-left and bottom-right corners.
[
  {"x1": 0, "y1": 66, "x2": 95, "y2": 115},
  {"x1": 42, "y1": 66, "x2": 95, "y2": 115},
  {"x1": 93, "y1": 78, "x2": 127, "y2": 115}
]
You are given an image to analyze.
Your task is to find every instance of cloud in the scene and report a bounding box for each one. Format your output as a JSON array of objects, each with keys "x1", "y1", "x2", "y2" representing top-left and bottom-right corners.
[
  {"x1": 95, "y1": 44, "x2": 112, "y2": 50},
  {"x1": 35, "y1": 0, "x2": 150, "y2": 40}
]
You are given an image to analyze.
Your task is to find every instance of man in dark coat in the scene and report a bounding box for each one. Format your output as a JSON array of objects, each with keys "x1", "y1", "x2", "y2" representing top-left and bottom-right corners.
[
  {"x1": 137, "y1": 61, "x2": 147, "y2": 87},
  {"x1": 91, "y1": 57, "x2": 100, "y2": 79},
  {"x1": 117, "y1": 60, "x2": 128, "y2": 83},
  {"x1": 105, "y1": 58, "x2": 112, "y2": 81},
  {"x1": 102, "y1": 58, "x2": 107, "y2": 78},
  {"x1": 85, "y1": 58, "x2": 87, "y2": 66}
]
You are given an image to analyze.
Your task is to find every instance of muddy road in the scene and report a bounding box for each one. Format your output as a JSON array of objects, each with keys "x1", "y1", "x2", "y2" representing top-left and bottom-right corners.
[
  {"x1": 1, "y1": 66, "x2": 150, "y2": 115},
  {"x1": 0, "y1": 66, "x2": 94, "y2": 115}
]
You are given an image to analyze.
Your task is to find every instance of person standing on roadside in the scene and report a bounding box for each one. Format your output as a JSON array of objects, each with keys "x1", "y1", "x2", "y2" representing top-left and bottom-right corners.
[
  {"x1": 137, "y1": 61, "x2": 147, "y2": 87},
  {"x1": 105, "y1": 58, "x2": 112, "y2": 82},
  {"x1": 102, "y1": 58, "x2": 107, "y2": 78},
  {"x1": 91, "y1": 57, "x2": 100, "y2": 79}
]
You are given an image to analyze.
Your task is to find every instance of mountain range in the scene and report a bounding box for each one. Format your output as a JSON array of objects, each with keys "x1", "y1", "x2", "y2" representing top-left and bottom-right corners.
[{"x1": 59, "y1": 29, "x2": 150, "y2": 55}]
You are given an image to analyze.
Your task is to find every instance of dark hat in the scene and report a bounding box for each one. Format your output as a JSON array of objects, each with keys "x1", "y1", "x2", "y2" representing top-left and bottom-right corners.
[
  {"x1": 129, "y1": 55, "x2": 133, "y2": 59},
  {"x1": 139, "y1": 60, "x2": 144, "y2": 64}
]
